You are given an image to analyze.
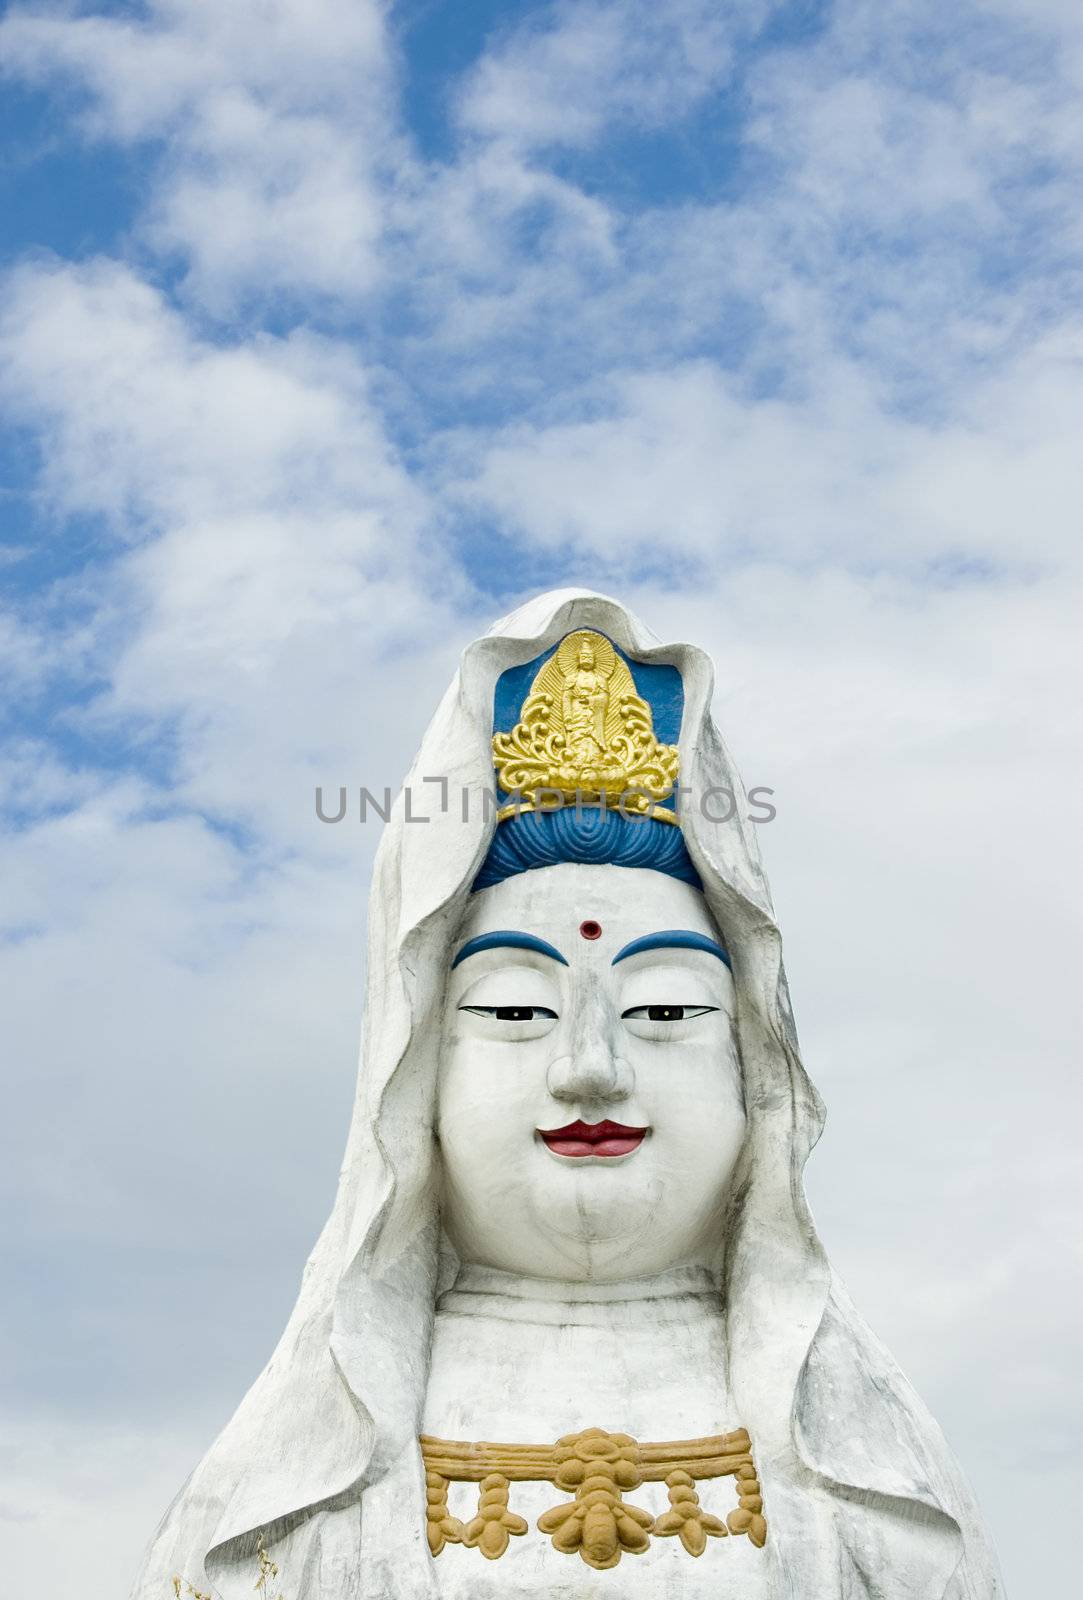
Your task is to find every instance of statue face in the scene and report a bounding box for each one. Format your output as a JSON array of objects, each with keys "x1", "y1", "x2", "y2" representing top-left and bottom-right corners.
[{"x1": 436, "y1": 863, "x2": 745, "y2": 1281}]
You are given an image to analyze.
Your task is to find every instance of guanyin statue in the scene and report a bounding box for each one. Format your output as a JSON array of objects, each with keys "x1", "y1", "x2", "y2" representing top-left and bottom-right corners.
[{"x1": 133, "y1": 589, "x2": 1003, "y2": 1600}]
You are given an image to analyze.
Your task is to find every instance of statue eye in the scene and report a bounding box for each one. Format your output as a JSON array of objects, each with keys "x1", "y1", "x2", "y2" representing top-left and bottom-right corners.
[
  {"x1": 621, "y1": 1004, "x2": 718, "y2": 1023},
  {"x1": 459, "y1": 1005, "x2": 559, "y2": 1022}
]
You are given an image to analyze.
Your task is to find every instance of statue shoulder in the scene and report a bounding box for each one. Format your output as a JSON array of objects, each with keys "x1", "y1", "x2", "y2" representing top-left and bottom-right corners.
[{"x1": 796, "y1": 1278, "x2": 1004, "y2": 1599}]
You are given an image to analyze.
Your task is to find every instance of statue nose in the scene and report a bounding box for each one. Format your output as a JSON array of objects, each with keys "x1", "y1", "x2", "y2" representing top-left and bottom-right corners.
[{"x1": 546, "y1": 989, "x2": 633, "y2": 1104}]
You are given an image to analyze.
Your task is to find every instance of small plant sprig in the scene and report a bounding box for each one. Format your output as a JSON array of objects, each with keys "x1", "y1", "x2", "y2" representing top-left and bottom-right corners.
[
  {"x1": 254, "y1": 1532, "x2": 284, "y2": 1600},
  {"x1": 172, "y1": 1581, "x2": 211, "y2": 1600},
  {"x1": 170, "y1": 1530, "x2": 286, "y2": 1600}
]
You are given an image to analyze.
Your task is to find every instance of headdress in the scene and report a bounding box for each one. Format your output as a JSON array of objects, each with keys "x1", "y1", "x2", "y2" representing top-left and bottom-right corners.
[{"x1": 475, "y1": 628, "x2": 701, "y2": 889}]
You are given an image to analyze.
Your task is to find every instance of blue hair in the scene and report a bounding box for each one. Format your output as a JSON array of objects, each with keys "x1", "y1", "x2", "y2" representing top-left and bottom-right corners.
[{"x1": 473, "y1": 805, "x2": 702, "y2": 892}]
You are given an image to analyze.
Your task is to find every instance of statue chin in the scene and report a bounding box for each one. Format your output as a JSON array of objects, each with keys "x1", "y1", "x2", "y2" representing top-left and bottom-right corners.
[
  {"x1": 526, "y1": 1168, "x2": 669, "y2": 1266},
  {"x1": 442, "y1": 1167, "x2": 685, "y2": 1282}
]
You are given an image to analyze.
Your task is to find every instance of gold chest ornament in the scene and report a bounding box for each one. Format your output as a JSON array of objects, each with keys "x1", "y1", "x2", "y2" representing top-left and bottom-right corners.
[{"x1": 421, "y1": 1426, "x2": 767, "y2": 1570}]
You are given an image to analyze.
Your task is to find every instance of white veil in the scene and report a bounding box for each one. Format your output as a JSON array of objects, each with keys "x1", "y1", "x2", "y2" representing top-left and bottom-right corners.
[{"x1": 132, "y1": 589, "x2": 1002, "y2": 1600}]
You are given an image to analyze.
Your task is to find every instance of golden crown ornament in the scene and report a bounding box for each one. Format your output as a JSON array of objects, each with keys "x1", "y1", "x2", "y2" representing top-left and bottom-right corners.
[{"x1": 492, "y1": 630, "x2": 680, "y2": 824}]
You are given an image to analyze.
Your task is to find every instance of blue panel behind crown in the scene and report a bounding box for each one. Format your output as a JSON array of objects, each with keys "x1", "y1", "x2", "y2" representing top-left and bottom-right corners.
[{"x1": 492, "y1": 635, "x2": 684, "y2": 742}]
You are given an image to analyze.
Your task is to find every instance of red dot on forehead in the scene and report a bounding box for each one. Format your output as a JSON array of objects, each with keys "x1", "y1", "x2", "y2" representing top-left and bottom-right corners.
[{"x1": 579, "y1": 919, "x2": 603, "y2": 941}]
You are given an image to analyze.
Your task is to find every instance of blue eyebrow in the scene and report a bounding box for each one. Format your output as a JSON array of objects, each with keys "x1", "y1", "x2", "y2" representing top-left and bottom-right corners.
[
  {"x1": 451, "y1": 931, "x2": 569, "y2": 969},
  {"x1": 611, "y1": 931, "x2": 732, "y2": 970}
]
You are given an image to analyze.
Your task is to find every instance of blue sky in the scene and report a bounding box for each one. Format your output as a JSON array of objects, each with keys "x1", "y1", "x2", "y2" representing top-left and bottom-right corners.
[{"x1": 2, "y1": 2, "x2": 1081, "y2": 1594}]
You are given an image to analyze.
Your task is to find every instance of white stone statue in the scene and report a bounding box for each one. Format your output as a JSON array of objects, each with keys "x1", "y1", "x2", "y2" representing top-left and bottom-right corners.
[{"x1": 133, "y1": 590, "x2": 1003, "y2": 1600}]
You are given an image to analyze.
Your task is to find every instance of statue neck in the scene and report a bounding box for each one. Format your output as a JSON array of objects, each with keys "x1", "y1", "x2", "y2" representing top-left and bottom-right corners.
[
  {"x1": 424, "y1": 1258, "x2": 733, "y2": 1444},
  {"x1": 438, "y1": 1261, "x2": 723, "y2": 1327}
]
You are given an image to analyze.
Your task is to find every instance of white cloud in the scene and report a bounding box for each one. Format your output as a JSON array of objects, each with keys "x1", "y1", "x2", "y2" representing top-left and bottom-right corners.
[
  {"x1": 0, "y1": 256, "x2": 473, "y2": 843},
  {"x1": 0, "y1": 0, "x2": 397, "y2": 308},
  {"x1": 0, "y1": 260, "x2": 412, "y2": 528},
  {"x1": 0, "y1": 736, "x2": 108, "y2": 818},
  {"x1": 0, "y1": 605, "x2": 47, "y2": 688},
  {"x1": 455, "y1": 0, "x2": 771, "y2": 150},
  {"x1": 741, "y1": 7, "x2": 1083, "y2": 287},
  {"x1": 1, "y1": 1, "x2": 389, "y2": 134},
  {"x1": 393, "y1": 0, "x2": 1083, "y2": 425},
  {"x1": 2, "y1": 1418, "x2": 216, "y2": 1597},
  {"x1": 0, "y1": 256, "x2": 407, "y2": 561},
  {"x1": 449, "y1": 341, "x2": 1083, "y2": 574}
]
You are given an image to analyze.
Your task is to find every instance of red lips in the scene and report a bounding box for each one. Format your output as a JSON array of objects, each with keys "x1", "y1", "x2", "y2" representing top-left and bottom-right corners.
[{"x1": 539, "y1": 1119, "x2": 648, "y2": 1158}]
